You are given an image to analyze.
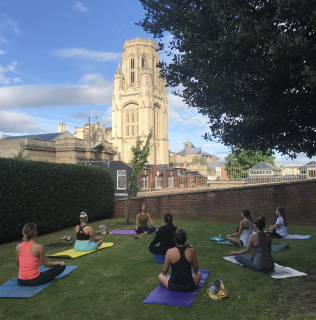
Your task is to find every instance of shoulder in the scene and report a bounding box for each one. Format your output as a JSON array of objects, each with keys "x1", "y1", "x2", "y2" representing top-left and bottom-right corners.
[
  {"x1": 34, "y1": 243, "x2": 44, "y2": 252},
  {"x1": 147, "y1": 213, "x2": 150, "y2": 217},
  {"x1": 136, "y1": 213, "x2": 140, "y2": 217},
  {"x1": 16, "y1": 243, "x2": 21, "y2": 251},
  {"x1": 276, "y1": 217, "x2": 283, "y2": 223}
]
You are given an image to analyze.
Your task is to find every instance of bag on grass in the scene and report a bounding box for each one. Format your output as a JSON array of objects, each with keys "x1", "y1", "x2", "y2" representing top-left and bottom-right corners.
[
  {"x1": 99, "y1": 225, "x2": 109, "y2": 234},
  {"x1": 206, "y1": 279, "x2": 228, "y2": 301}
]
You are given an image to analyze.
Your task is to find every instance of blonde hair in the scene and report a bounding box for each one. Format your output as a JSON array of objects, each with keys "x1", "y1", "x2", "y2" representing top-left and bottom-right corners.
[
  {"x1": 80, "y1": 212, "x2": 88, "y2": 223},
  {"x1": 22, "y1": 223, "x2": 37, "y2": 241}
]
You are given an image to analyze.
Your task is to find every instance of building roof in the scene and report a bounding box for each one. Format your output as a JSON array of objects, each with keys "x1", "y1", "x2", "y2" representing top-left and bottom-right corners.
[
  {"x1": 186, "y1": 148, "x2": 202, "y2": 155},
  {"x1": 248, "y1": 162, "x2": 281, "y2": 171},
  {"x1": 175, "y1": 148, "x2": 186, "y2": 156},
  {"x1": 4, "y1": 133, "x2": 62, "y2": 141}
]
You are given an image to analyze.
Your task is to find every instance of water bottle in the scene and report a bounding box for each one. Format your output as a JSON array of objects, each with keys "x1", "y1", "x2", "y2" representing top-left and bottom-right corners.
[{"x1": 219, "y1": 234, "x2": 222, "y2": 238}]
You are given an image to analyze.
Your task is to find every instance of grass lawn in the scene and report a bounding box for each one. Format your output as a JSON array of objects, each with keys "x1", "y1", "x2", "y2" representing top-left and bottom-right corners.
[{"x1": 0, "y1": 219, "x2": 315, "y2": 320}]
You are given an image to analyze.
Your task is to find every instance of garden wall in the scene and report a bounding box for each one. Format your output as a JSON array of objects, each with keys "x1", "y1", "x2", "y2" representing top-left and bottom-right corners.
[{"x1": 113, "y1": 180, "x2": 316, "y2": 225}]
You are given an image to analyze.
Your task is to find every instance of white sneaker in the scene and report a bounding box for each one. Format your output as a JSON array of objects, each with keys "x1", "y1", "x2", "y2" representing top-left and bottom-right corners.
[
  {"x1": 66, "y1": 235, "x2": 71, "y2": 241},
  {"x1": 61, "y1": 236, "x2": 67, "y2": 240}
]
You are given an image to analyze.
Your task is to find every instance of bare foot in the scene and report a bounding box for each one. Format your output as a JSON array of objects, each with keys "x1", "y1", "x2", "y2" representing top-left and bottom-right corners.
[{"x1": 143, "y1": 231, "x2": 148, "y2": 234}]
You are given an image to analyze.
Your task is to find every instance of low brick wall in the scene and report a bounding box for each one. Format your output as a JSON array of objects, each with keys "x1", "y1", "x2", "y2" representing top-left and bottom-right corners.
[{"x1": 113, "y1": 180, "x2": 316, "y2": 225}]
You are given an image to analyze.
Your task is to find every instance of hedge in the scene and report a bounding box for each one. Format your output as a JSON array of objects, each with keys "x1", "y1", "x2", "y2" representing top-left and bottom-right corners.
[{"x1": 0, "y1": 158, "x2": 114, "y2": 243}]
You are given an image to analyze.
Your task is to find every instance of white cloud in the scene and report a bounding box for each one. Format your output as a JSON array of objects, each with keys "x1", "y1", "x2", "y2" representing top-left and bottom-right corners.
[
  {"x1": 79, "y1": 73, "x2": 104, "y2": 84},
  {"x1": 168, "y1": 110, "x2": 180, "y2": 122},
  {"x1": 0, "y1": 50, "x2": 6, "y2": 55},
  {"x1": 52, "y1": 48, "x2": 121, "y2": 62},
  {"x1": 0, "y1": 37, "x2": 8, "y2": 44},
  {"x1": 8, "y1": 61, "x2": 17, "y2": 71},
  {"x1": 0, "y1": 74, "x2": 10, "y2": 85},
  {"x1": 0, "y1": 14, "x2": 20, "y2": 35},
  {"x1": 13, "y1": 77, "x2": 22, "y2": 83},
  {"x1": 72, "y1": 1, "x2": 89, "y2": 13},
  {"x1": 0, "y1": 80, "x2": 113, "y2": 110},
  {"x1": 0, "y1": 61, "x2": 20, "y2": 85},
  {"x1": 167, "y1": 94, "x2": 188, "y2": 112}
]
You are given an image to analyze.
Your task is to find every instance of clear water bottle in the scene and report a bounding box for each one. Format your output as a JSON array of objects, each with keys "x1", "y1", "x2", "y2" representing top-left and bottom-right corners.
[{"x1": 219, "y1": 234, "x2": 222, "y2": 238}]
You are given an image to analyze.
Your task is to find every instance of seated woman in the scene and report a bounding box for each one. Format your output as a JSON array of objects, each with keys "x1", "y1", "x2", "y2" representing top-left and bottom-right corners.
[
  {"x1": 135, "y1": 204, "x2": 157, "y2": 234},
  {"x1": 16, "y1": 223, "x2": 66, "y2": 286},
  {"x1": 74, "y1": 212, "x2": 102, "y2": 252},
  {"x1": 225, "y1": 209, "x2": 253, "y2": 247},
  {"x1": 266, "y1": 207, "x2": 287, "y2": 238},
  {"x1": 148, "y1": 214, "x2": 177, "y2": 255},
  {"x1": 158, "y1": 228, "x2": 202, "y2": 292},
  {"x1": 230, "y1": 216, "x2": 275, "y2": 272}
]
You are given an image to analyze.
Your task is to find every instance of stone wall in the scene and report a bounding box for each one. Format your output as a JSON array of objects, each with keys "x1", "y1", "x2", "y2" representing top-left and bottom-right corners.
[{"x1": 113, "y1": 179, "x2": 316, "y2": 225}]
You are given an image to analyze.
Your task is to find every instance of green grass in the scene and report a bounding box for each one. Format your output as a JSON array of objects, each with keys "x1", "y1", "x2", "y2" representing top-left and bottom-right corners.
[{"x1": 0, "y1": 219, "x2": 315, "y2": 320}]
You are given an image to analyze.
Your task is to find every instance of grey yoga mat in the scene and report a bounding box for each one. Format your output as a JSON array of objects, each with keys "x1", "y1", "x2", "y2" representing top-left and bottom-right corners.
[{"x1": 222, "y1": 256, "x2": 307, "y2": 279}]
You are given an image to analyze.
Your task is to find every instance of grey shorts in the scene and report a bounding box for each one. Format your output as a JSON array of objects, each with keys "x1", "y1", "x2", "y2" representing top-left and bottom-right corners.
[{"x1": 168, "y1": 280, "x2": 196, "y2": 292}]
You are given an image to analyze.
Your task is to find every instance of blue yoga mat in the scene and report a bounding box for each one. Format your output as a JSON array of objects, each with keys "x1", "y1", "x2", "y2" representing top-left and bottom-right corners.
[
  {"x1": 0, "y1": 266, "x2": 77, "y2": 298},
  {"x1": 142, "y1": 270, "x2": 209, "y2": 307},
  {"x1": 153, "y1": 254, "x2": 165, "y2": 264}
]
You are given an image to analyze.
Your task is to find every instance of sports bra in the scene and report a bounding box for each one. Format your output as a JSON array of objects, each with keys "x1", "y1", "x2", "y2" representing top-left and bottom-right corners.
[{"x1": 76, "y1": 225, "x2": 90, "y2": 240}]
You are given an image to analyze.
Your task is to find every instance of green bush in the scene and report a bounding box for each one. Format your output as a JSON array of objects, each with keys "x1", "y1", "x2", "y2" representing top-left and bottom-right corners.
[{"x1": 0, "y1": 158, "x2": 114, "y2": 243}]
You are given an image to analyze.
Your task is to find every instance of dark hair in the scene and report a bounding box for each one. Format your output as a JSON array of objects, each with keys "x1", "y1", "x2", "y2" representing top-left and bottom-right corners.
[
  {"x1": 277, "y1": 207, "x2": 287, "y2": 226},
  {"x1": 174, "y1": 228, "x2": 187, "y2": 245},
  {"x1": 140, "y1": 203, "x2": 147, "y2": 210},
  {"x1": 241, "y1": 209, "x2": 252, "y2": 222},
  {"x1": 22, "y1": 223, "x2": 37, "y2": 241},
  {"x1": 164, "y1": 213, "x2": 174, "y2": 230},
  {"x1": 254, "y1": 216, "x2": 266, "y2": 230}
]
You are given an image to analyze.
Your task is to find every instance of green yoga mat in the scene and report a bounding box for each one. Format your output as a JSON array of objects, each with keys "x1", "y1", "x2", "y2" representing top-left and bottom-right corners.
[{"x1": 214, "y1": 240, "x2": 289, "y2": 253}]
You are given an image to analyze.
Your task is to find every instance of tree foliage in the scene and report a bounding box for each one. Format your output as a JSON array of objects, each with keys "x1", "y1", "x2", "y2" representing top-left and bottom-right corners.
[
  {"x1": 126, "y1": 130, "x2": 153, "y2": 223},
  {"x1": 192, "y1": 156, "x2": 207, "y2": 165},
  {"x1": 138, "y1": 0, "x2": 316, "y2": 158},
  {"x1": 225, "y1": 148, "x2": 275, "y2": 179}
]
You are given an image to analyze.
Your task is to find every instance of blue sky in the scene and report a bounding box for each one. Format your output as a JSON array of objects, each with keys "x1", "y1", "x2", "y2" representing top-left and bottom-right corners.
[{"x1": 0, "y1": 0, "x2": 314, "y2": 165}]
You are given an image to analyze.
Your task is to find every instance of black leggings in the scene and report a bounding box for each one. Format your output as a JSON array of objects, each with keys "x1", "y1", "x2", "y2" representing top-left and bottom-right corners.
[
  {"x1": 18, "y1": 265, "x2": 66, "y2": 286},
  {"x1": 267, "y1": 230, "x2": 283, "y2": 238},
  {"x1": 149, "y1": 245, "x2": 166, "y2": 255}
]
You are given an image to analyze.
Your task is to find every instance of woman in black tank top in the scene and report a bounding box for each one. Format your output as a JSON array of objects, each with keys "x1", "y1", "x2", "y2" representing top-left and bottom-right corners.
[{"x1": 158, "y1": 229, "x2": 202, "y2": 292}]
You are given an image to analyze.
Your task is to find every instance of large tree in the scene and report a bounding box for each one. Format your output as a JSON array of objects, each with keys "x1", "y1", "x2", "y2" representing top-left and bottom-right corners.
[{"x1": 137, "y1": 0, "x2": 316, "y2": 158}]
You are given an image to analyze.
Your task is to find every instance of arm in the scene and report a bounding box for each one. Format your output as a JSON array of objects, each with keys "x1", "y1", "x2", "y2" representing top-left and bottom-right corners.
[
  {"x1": 15, "y1": 244, "x2": 21, "y2": 266},
  {"x1": 191, "y1": 249, "x2": 199, "y2": 274},
  {"x1": 230, "y1": 235, "x2": 254, "y2": 255},
  {"x1": 38, "y1": 245, "x2": 65, "y2": 268},
  {"x1": 89, "y1": 227, "x2": 101, "y2": 242},
  {"x1": 74, "y1": 226, "x2": 78, "y2": 240},
  {"x1": 268, "y1": 223, "x2": 279, "y2": 231},
  {"x1": 148, "y1": 214, "x2": 157, "y2": 229},
  {"x1": 135, "y1": 214, "x2": 139, "y2": 230},
  {"x1": 226, "y1": 220, "x2": 244, "y2": 238},
  {"x1": 161, "y1": 250, "x2": 171, "y2": 275},
  {"x1": 150, "y1": 228, "x2": 162, "y2": 246}
]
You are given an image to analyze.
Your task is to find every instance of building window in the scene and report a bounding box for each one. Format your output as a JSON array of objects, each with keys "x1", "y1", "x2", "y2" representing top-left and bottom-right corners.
[
  {"x1": 137, "y1": 125, "x2": 138, "y2": 135},
  {"x1": 168, "y1": 176, "x2": 174, "y2": 189},
  {"x1": 137, "y1": 112, "x2": 139, "y2": 122},
  {"x1": 131, "y1": 58, "x2": 134, "y2": 69},
  {"x1": 126, "y1": 113, "x2": 129, "y2": 123},
  {"x1": 131, "y1": 113, "x2": 134, "y2": 122},
  {"x1": 156, "y1": 177, "x2": 162, "y2": 189},
  {"x1": 141, "y1": 175, "x2": 148, "y2": 189},
  {"x1": 142, "y1": 57, "x2": 145, "y2": 68},
  {"x1": 131, "y1": 71, "x2": 134, "y2": 83},
  {"x1": 117, "y1": 170, "x2": 126, "y2": 189},
  {"x1": 131, "y1": 125, "x2": 134, "y2": 135},
  {"x1": 126, "y1": 126, "x2": 129, "y2": 136}
]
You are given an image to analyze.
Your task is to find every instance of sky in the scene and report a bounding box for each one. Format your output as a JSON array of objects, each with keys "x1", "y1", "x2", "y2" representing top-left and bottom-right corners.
[{"x1": 0, "y1": 0, "x2": 314, "y2": 165}]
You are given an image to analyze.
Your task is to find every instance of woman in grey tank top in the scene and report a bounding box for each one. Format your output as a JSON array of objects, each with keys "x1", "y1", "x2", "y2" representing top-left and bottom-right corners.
[{"x1": 230, "y1": 216, "x2": 274, "y2": 272}]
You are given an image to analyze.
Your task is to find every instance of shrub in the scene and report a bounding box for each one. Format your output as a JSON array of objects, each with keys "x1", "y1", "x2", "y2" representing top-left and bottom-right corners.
[{"x1": 0, "y1": 158, "x2": 114, "y2": 243}]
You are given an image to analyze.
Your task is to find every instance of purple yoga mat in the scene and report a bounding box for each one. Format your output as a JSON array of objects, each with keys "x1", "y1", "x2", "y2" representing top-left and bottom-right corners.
[
  {"x1": 110, "y1": 230, "x2": 157, "y2": 235},
  {"x1": 142, "y1": 270, "x2": 209, "y2": 307}
]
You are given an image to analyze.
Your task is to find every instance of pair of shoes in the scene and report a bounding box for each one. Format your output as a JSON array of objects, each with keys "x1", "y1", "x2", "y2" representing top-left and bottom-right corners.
[
  {"x1": 61, "y1": 236, "x2": 67, "y2": 240},
  {"x1": 66, "y1": 235, "x2": 71, "y2": 241}
]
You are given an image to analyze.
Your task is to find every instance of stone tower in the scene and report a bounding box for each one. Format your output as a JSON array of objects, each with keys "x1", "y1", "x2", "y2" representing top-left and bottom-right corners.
[
  {"x1": 111, "y1": 37, "x2": 169, "y2": 164},
  {"x1": 58, "y1": 121, "x2": 66, "y2": 133}
]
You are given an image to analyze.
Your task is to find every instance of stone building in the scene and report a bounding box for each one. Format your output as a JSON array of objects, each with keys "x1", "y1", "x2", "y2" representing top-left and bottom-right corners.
[{"x1": 111, "y1": 37, "x2": 169, "y2": 164}]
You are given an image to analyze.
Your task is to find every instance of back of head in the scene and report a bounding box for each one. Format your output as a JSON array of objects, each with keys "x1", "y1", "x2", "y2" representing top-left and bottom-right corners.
[
  {"x1": 242, "y1": 209, "x2": 252, "y2": 222},
  {"x1": 174, "y1": 228, "x2": 187, "y2": 245},
  {"x1": 164, "y1": 213, "x2": 174, "y2": 230},
  {"x1": 80, "y1": 212, "x2": 88, "y2": 223},
  {"x1": 22, "y1": 223, "x2": 37, "y2": 241},
  {"x1": 277, "y1": 207, "x2": 287, "y2": 226},
  {"x1": 254, "y1": 216, "x2": 266, "y2": 230}
]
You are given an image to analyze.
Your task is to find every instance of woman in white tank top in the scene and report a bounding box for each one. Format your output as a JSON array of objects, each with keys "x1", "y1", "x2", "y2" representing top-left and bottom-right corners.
[{"x1": 225, "y1": 209, "x2": 253, "y2": 247}]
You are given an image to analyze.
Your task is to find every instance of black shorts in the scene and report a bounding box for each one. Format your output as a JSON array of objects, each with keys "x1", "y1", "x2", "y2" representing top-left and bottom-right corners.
[
  {"x1": 168, "y1": 280, "x2": 196, "y2": 292},
  {"x1": 240, "y1": 240, "x2": 244, "y2": 246}
]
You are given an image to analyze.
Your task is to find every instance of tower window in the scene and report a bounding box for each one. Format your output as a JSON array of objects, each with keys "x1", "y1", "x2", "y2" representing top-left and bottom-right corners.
[
  {"x1": 131, "y1": 72, "x2": 134, "y2": 83},
  {"x1": 126, "y1": 113, "x2": 129, "y2": 123},
  {"x1": 131, "y1": 125, "x2": 134, "y2": 135},
  {"x1": 126, "y1": 126, "x2": 129, "y2": 136},
  {"x1": 137, "y1": 125, "x2": 138, "y2": 135},
  {"x1": 131, "y1": 58, "x2": 134, "y2": 69},
  {"x1": 131, "y1": 113, "x2": 134, "y2": 122},
  {"x1": 142, "y1": 58, "x2": 145, "y2": 68}
]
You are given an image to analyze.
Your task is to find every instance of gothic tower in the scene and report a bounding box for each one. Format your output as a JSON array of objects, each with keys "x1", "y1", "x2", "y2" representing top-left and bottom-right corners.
[{"x1": 111, "y1": 37, "x2": 169, "y2": 164}]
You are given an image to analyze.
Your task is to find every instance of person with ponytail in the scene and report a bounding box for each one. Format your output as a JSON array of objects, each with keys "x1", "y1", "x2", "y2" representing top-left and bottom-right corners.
[
  {"x1": 148, "y1": 214, "x2": 177, "y2": 255},
  {"x1": 74, "y1": 212, "x2": 102, "y2": 252},
  {"x1": 230, "y1": 216, "x2": 275, "y2": 272},
  {"x1": 266, "y1": 207, "x2": 288, "y2": 238},
  {"x1": 15, "y1": 223, "x2": 66, "y2": 286},
  {"x1": 225, "y1": 209, "x2": 253, "y2": 247}
]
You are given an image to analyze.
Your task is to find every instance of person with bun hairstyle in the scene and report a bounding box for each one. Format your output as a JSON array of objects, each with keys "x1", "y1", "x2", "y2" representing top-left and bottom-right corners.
[
  {"x1": 74, "y1": 212, "x2": 102, "y2": 252},
  {"x1": 225, "y1": 209, "x2": 253, "y2": 247},
  {"x1": 135, "y1": 204, "x2": 157, "y2": 234},
  {"x1": 266, "y1": 207, "x2": 287, "y2": 238},
  {"x1": 148, "y1": 214, "x2": 177, "y2": 255},
  {"x1": 15, "y1": 223, "x2": 66, "y2": 286},
  {"x1": 158, "y1": 228, "x2": 202, "y2": 292},
  {"x1": 230, "y1": 216, "x2": 275, "y2": 272}
]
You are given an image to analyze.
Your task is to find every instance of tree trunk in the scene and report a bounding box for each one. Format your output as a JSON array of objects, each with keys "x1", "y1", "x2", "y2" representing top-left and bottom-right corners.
[{"x1": 126, "y1": 192, "x2": 131, "y2": 224}]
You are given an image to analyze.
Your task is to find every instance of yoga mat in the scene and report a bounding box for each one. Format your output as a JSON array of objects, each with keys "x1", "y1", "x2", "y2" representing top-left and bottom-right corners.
[
  {"x1": 46, "y1": 242, "x2": 113, "y2": 258},
  {"x1": 142, "y1": 270, "x2": 209, "y2": 307},
  {"x1": 0, "y1": 266, "x2": 77, "y2": 298},
  {"x1": 153, "y1": 254, "x2": 165, "y2": 263},
  {"x1": 110, "y1": 230, "x2": 157, "y2": 235},
  {"x1": 222, "y1": 256, "x2": 307, "y2": 279},
  {"x1": 284, "y1": 234, "x2": 311, "y2": 239},
  {"x1": 213, "y1": 240, "x2": 289, "y2": 253},
  {"x1": 209, "y1": 237, "x2": 225, "y2": 242}
]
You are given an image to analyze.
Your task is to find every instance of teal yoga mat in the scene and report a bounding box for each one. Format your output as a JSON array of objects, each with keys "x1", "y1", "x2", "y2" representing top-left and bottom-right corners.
[{"x1": 213, "y1": 240, "x2": 289, "y2": 253}]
